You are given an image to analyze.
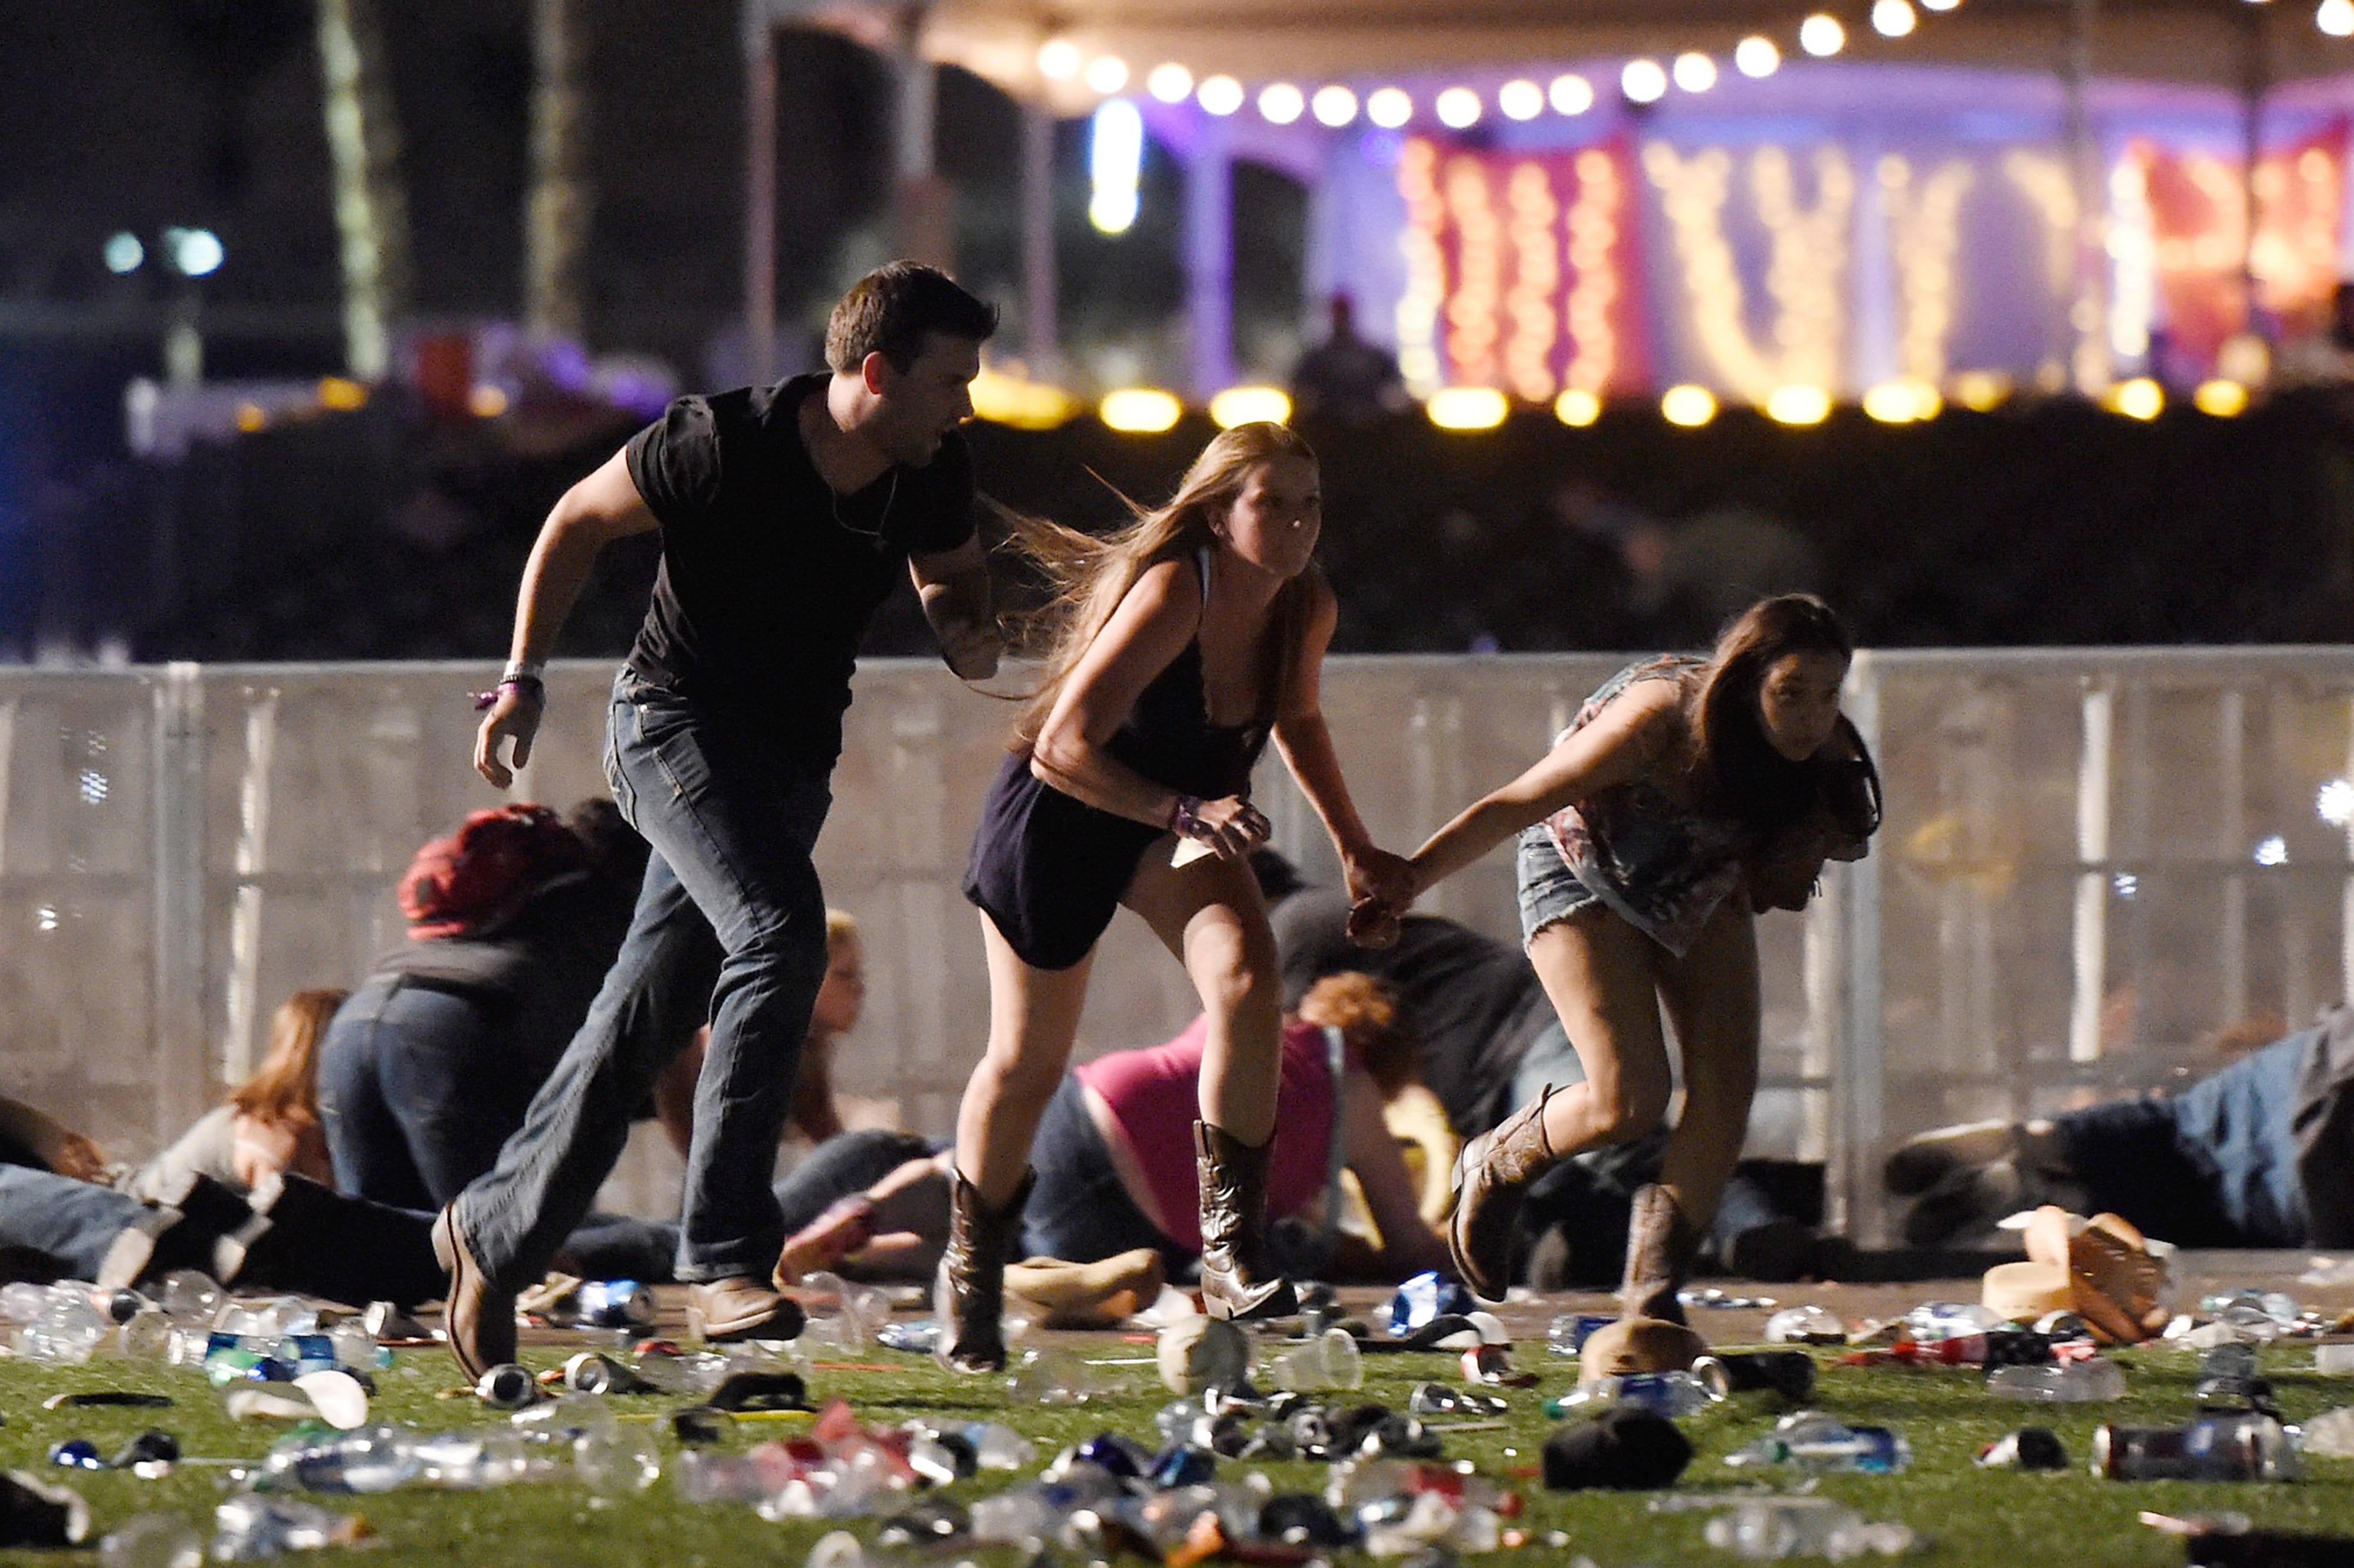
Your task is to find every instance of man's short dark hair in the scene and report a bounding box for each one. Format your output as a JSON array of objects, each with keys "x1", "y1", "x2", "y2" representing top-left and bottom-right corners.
[{"x1": 826, "y1": 262, "x2": 999, "y2": 374}]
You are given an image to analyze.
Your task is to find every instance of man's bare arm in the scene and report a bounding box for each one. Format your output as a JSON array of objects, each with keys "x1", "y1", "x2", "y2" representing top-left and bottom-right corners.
[
  {"x1": 910, "y1": 532, "x2": 1000, "y2": 681},
  {"x1": 474, "y1": 451, "x2": 660, "y2": 787}
]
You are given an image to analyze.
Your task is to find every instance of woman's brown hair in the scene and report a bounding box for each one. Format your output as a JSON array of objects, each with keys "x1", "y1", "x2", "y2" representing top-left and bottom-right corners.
[
  {"x1": 1685, "y1": 593, "x2": 1872, "y2": 844},
  {"x1": 228, "y1": 988, "x2": 347, "y2": 1134},
  {"x1": 1297, "y1": 971, "x2": 1418, "y2": 1098},
  {"x1": 999, "y1": 421, "x2": 1323, "y2": 748}
]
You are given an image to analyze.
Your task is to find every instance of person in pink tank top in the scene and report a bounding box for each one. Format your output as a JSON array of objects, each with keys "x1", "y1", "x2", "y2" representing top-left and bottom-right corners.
[{"x1": 1026, "y1": 973, "x2": 1450, "y2": 1281}]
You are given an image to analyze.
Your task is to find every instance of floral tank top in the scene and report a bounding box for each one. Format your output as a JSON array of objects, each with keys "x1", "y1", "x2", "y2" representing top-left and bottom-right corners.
[{"x1": 1541, "y1": 657, "x2": 1753, "y2": 957}]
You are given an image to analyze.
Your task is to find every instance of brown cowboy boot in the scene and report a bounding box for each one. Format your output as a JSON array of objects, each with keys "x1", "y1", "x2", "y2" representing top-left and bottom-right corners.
[
  {"x1": 1576, "y1": 1183, "x2": 1710, "y2": 1381},
  {"x1": 932, "y1": 1168, "x2": 1032, "y2": 1374},
  {"x1": 1446, "y1": 1086, "x2": 1560, "y2": 1301},
  {"x1": 1620, "y1": 1182, "x2": 1703, "y2": 1324},
  {"x1": 1195, "y1": 1122, "x2": 1298, "y2": 1321}
]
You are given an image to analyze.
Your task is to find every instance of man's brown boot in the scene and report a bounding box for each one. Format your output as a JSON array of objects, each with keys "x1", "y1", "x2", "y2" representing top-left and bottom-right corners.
[
  {"x1": 1446, "y1": 1087, "x2": 1560, "y2": 1301},
  {"x1": 687, "y1": 1277, "x2": 807, "y2": 1343},
  {"x1": 430, "y1": 1206, "x2": 515, "y2": 1384},
  {"x1": 1195, "y1": 1122, "x2": 1298, "y2": 1322},
  {"x1": 933, "y1": 1169, "x2": 1031, "y2": 1374}
]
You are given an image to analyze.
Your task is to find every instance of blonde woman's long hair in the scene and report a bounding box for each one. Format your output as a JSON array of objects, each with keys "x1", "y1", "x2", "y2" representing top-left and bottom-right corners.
[
  {"x1": 228, "y1": 988, "x2": 347, "y2": 1137},
  {"x1": 1005, "y1": 421, "x2": 1322, "y2": 751}
]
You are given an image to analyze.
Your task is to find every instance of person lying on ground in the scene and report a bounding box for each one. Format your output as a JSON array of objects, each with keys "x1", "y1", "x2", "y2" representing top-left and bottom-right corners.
[{"x1": 1889, "y1": 1005, "x2": 2354, "y2": 1250}]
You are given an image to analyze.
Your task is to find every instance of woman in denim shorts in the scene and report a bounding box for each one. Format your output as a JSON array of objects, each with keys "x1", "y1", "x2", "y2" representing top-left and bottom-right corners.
[{"x1": 1366, "y1": 594, "x2": 1878, "y2": 1361}]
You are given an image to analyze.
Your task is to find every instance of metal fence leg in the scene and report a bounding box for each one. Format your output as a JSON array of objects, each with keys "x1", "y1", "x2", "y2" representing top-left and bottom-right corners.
[
  {"x1": 150, "y1": 664, "x2": 209, "y2": 1144},
  {"x1": 1831, "y1": 651, "x2": 1886, "y2": 1247}
]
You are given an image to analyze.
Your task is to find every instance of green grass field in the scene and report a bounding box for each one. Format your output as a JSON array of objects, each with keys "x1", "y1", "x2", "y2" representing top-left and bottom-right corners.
[{"x1": 2, "y1": 1331, "x2": 2350, "y2": 1567}]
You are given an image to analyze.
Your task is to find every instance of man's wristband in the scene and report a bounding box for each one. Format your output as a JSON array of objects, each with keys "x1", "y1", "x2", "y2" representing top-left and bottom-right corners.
[
  {"x1": 1169, "y1": 794, "x2": 1208, "y2": 840},
  {"x1": 501, "y1": 659, "x2": 546, "y2": 683},
  {"x1": 472, "y1": 674, "x2": 545, "y2": 712}
]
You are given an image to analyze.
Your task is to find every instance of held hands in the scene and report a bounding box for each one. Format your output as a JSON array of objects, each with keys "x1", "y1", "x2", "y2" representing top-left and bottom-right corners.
[
  {"x1": 1342, "y1": 845, "x2": 1418, "y2": 950},
  {"x1": 1172, "y1": 793, "x2": 1271, "y2": 861},
  {"x1": 473, "y1": 685, "x2": 545, "y2": 788}
]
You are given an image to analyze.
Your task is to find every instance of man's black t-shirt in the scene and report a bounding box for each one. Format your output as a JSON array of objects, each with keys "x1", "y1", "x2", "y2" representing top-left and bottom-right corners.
[
  {"x1": 623, "y1": 374, "x2": 977, "y2": 773},
  {"x1": 1273, "y1": 885, "x2": 1554, "y2": 1138}
]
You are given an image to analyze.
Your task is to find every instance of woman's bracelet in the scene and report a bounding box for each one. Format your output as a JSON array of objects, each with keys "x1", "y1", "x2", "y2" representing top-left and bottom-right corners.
[
  {"x1": 1168, "y1": 794, "x2": 1208, "y2": 840},
  {"x1": 471, "y1": 674, "x2": 546, "y2": 712}
]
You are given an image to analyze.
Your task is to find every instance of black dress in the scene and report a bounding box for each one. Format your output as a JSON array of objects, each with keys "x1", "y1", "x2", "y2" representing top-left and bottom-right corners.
[{"x1": 963, "y1": 552, "x2": 1274, "y2": 970}]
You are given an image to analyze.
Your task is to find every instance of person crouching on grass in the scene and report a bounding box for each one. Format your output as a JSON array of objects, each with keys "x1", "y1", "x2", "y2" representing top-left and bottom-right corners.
[{"x1": 1361, "y1": 594, "x2": 1880, "y2": 1372}]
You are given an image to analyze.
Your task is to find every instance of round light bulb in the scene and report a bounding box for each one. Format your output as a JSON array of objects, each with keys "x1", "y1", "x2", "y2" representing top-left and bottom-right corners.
[
  {"x1": 1498, "y1": 79, "x2": 1544, "y2": 120},
  {"x1": 1872, "y1": 0, "x2": 1919, "y2": 37},
  {"x1": 1036, "y1": 38, "x2": 1082, "y2": 79},
  {"x1": 1435, "y1": 86, "x2": 1482, "y2": 128},
  {"x1": 1197, "y1": 75, "x2": 1244, "y2": 116},
  {"x1": 1621, "y1": 58, "x2": 1668, "y2": 104},
  {"x1": 1800, "y1": 13, "x2": 1848, "y2": 55},
  {"x1": 1735, "y1": 36, "x2": 1782, "y2": 77},
  {"x1": 1311, "y1": 85, "x2": 1358, "y2": 126},
  {"x1": 1082, "y1": 55, "x2": 1129, "y2": 94},
  {"x1": 1258, "y1": 82, "x2": 1305, "y2": 124},
  {"x1": 1146, "y1": 63, "x2": 1193, "y2": 103},
  {"x1": 1549, "y1": 73, "x2": 1595, "y2": 115},
  {"x1": 1367, "y1": 86, "x2": 1414, "y2": 128}
]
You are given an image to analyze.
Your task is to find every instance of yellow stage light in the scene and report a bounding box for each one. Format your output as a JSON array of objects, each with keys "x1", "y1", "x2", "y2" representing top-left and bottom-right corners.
[
  {"x1": 1554, "y1": 388, "x2": 1602, "y2": 427},
  {"x1": 317, "y1": 376, "x2": 368, "y2": 411},
  {"x1": 1082, "y1": 55, "x2": 1128, "y2": 94},
  {"x1": 1801, "y1": 14, "x2": 1847, "y2": 55},
  {"x1": 2105, "y1": 377, "x2": 2165, "y2": 420},
  {"x1": 1498, "y1": 79, "x2": 1544, "y2": 121},
  {"x1": 1863, "y1": 378, "x2": 1941, "y2": 422},
  {"x1": 1873, "y1": 0, "x2": 1918, "y2": 38},
  {"x1": 1673, "y1": 52, "x2": 1718, "y2": 93},
  {"x1": 2193, "y1": 378, "x2": 2250, "y2": 417},
  {"x1": 1950, "y1": 369, "x2": 2011, "y2": 411},
  {"x1": 970, "y1": 367, "x2": 1079, "y2": 430},
  {"x1": 235, "y1": 402, "x2": 268, "y2": 433},
  {"x1": 1036, "y1": 39, "x2": 1082, "y2": 79},
  {"x1": 1661, "y1": 384, "x2": 1718, "y2": 427},
  {"x1": 1550, "y1": 74, "x2": 1595, "y2": 115},
  {"x1": 2323, "y1": 0, "x2": 2354, "y2": 38},
  {"x1": 1621, "y1": 59, "x2": 1668, "y2": 104},
  {"x1": 1767, "y1": 385, "x2": 1833, "y2": 425},
  {"x1": 468, "y1": 385, "x2": 508, "y2": 418},
  {"x1": 1427, "y1": 387, "x2": 1510, "y2": 430},
  {"x1": 1258, "y1": 82, "x2": 1305, "y2": 124},
  {"x1": 1208, "y1": 385, "x2": 1292, "y2": 428},
  {"x1": 1099, "y1": 388, "x2": 1184, "y2": 432}
]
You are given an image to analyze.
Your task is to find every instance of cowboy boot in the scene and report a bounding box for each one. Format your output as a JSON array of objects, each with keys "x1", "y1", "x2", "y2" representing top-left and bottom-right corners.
[
  {"x1": 1577, "y1": 1183, "x2": 1710, "y2": 1381},
  {"x1": 1446, "y1": 1087, "x2": 1561, "y2": 1301},
  {"x1": 1619, "y1": 1182, "x2": 1703, "y2": 1325},
  {"x1": 1195, "y1": 1121, "x2": 1299, "y2": 1321},
  {"x1": 933, "y1": 1168, "x2": 1031, "y2": 1374}
]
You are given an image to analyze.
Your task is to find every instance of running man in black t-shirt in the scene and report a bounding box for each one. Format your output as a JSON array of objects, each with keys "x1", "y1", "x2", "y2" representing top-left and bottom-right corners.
[{"x1": 435, "y1": 264, "x2": 1002, "y2": 1378}]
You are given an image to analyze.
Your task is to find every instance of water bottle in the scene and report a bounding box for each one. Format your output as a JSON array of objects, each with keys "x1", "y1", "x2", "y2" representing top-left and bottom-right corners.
[
  {"x1": 260, "y1": 1425, "x2": 421, "y2": 1494},
  {"x1": 574, "y1": 1279, "x2": 657, "y2": 1329},
  {"x1": 24, "y1": 1296, "x2": 110, "y2": 1364},
  {"x1": 325, "y1": 1321, "x2": 384, "y2": 1372},
  {"x1": 1703, "y1": 1498, "x2": 1916, "y2": 1561},
  {"x1": 671, "y1": 1448, "x2": 779, "y2": 1506},
  {"x1": 116, "y1": 1307, "x2": 171, "y2": 1361},
  {"x1": 1543, "y1": 1371, "x2": 1718, "y2": 1419},
  {"x1": 0, "y1": 1281, "x2": 49, "y2": 1325},
  {"x1": 1762, "y1": 1304, "x2": 1844, "y2": 1344},
  {"x1": 407, "y1": 1430, "x2": 533, "y2": 1490},
  {"x1": 574, "y1": 1426, "x2": 662, "y2": 1495},
  {"x1": 1724, "y1": 1410, "x2": 1910, "y2": 1473},
  {"x1": 2093, "y1": 1414, "x2": 2302, "y2": 1482},
  {"x1": 1547, "y1": 1313, "x2": 1615, "y2": 1357},
  {"x1": 211, "y1": 1497, "x2": 364, "y2": 1560},
  {"x1": 2299, "y1": 1406, "x2": 2354, "y2": 1459},
  {"x1": 1905, "y1": 1301, "x2": 2004, "y2": 1340},
  {"x1": 157, "y1": 1271, "x2": 222, "y2": 1326},
  {"x1": 1986, "y1": 1359, "x2": 2127, "y2": 1402},
  {"x1": 97, "y1": 1513, "x2": 202, "y2": 1568}
]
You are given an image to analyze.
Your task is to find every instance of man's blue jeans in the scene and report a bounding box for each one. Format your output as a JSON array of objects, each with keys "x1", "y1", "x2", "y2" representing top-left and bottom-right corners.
[
  {"x1": 0, "y1": 1166, "x2": 139, "y2": 1281},
  {"x1": 2056, "y1": 1030, "x2": 2311, "y2": 1248},
  {"x1": 320, "y1": 978, "x2": 549, "y2": 1212},
  {"x1": 453, "y1": 674, "x2": 833, "y2": 1287}
]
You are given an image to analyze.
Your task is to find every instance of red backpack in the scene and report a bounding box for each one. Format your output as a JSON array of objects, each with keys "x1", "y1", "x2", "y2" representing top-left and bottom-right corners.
[{"x1": 398, "y1": 803, "x2": 588, "y2": 940}]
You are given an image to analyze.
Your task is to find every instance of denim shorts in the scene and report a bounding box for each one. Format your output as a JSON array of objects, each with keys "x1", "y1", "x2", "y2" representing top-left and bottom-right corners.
[{"x1": 1517, "y1": 823, "x2": 1601, "y2": 948}]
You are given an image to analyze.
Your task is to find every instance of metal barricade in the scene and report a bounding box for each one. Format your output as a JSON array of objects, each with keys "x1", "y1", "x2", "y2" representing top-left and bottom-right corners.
[{"x1": 4, "y1": 649, "x2": 2350, "y2": 1240}]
